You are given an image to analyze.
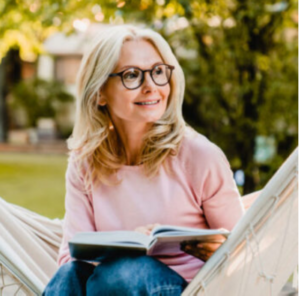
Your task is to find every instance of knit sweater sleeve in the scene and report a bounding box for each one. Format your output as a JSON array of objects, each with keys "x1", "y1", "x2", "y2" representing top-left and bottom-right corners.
[
  {"x1": 57, "y1": 154, "x2": 96, "y2": 266},
  {"x1": 179, "y1": 130, "x2": 245, "y2": 231}
]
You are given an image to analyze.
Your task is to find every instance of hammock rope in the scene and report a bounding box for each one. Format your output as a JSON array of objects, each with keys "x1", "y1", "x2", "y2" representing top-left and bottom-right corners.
[
  {"x1": 0, "y1": 262, "x2": 30, "y2": 296},
  {"x1": 217, "y1": 251, "x2": 231, "y2": 296},
  {"x1": 0, "y1": 148, "x2": 298, "y2": 296},
  {"x1": 187, "y1": 172, "x2": 297, "y2": 296},
  {"x1": 272, "y1": 173, "x2": 298, "y2": 276},
  {"x1": 199, "y1": 280, "x2": 207, "y2": 296},
  {"x1": 248, "y1": 192, "x2": 281, "y2": 280},
  {"x1": 237, "y1": 231, "x2": 250, "y2": 296},
  {"x1": 245, "y1": 172, "x2": 297, "y2": 296},
  {"x1": 194, "y1": 250, "x2": 232, "y2": 295}
]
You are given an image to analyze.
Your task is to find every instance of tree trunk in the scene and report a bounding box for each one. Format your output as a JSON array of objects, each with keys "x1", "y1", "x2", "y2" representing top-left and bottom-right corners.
[
  {"x1": 0, "y1": 49, "x2": 22, "y2": 142},
  {"x1": 0, "y1": 57, "x2": 8, "y2": 142}
]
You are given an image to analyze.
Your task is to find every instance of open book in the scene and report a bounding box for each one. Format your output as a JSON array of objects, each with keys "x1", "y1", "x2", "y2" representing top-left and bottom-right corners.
[{"x1": 69, "y1": 225, "x2": 230, "y2": 261}]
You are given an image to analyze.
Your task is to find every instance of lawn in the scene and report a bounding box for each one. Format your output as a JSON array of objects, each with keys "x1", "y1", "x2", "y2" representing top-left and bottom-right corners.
[{"x1": 0, "y1": 152, "x2": 68, "y2": 219}]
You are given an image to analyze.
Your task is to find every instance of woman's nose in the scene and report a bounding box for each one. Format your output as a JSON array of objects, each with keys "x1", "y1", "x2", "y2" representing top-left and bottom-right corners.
[{"x1": 141, "y1": 71, "x2": 156, "y2": 91}]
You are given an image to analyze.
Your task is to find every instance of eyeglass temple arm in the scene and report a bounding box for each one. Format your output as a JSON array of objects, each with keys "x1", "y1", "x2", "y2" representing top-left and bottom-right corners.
[{"x1": 109, "y1": 73, "x2": 123, "y2": 77}]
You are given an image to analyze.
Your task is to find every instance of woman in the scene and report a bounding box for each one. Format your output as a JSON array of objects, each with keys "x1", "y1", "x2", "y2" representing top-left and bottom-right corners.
[{"x1": 43, "y1": 24, "x2": 245, "y2": 295}]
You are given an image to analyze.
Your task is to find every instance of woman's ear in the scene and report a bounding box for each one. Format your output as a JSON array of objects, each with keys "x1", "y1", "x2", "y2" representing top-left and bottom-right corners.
[{"x1": 97, "y1": 90, "x2": 107, "y2": 107}]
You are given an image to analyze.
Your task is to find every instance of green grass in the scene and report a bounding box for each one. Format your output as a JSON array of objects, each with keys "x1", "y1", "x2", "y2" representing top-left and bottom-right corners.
[{"x1": 0, "y1": 152, "x2": 68, "y2": 219}]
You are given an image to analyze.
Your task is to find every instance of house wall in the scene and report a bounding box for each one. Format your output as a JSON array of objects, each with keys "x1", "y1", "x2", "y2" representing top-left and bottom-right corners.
[{"x1": 37, "y1": 54, "x2": 82, "y2": 137}]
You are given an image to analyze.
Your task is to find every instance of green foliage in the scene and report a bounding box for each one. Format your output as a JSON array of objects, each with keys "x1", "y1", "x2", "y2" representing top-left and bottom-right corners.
[
  {"x1": 0, "y1": 0, "x2": 122, "y2": 61},
  {"x1": 121, "y1": 0, "x2": 297, "y2": 193},
  {"x1": 1, "y1": 0, "x2": 297, "y2": 193},
  {"x1": 10, "y1": 78, "x2": 73, "y2": 127},
  {"x1": 160, "y1": 0, "x2": 298, "y2": 192}
]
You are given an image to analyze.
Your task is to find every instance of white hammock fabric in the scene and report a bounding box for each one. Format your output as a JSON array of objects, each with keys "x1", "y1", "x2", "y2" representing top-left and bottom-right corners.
[
  {"x1": 0, "y1": 148, "x2": 298, "y2": 296},
  {"x1": 0, "y1": 202, "x2": 62, "y2": 295},
  {"x1": 183, "y1": 147, "x2": 298, "y2": 296}
]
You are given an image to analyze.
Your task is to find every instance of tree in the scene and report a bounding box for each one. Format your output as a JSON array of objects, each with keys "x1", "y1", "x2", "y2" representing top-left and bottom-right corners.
[
  {"x1": 9, "y1": 78, "x2": 73, "y2": 127},
  {"x1": 117, "y1": 0, "x2": 298, "y2": 193},
  {"x1": 174, "y1": 0, "x2": 298, "y2": 193},
  {"x1": 0, "y1": 0, "x2": 297, "y2": 193},
  {"x1": 0, "y1": 48, "x2": 21, "y2": 141},
  {"x1": 0, "y1": 59, "x2": 5, "y2": 141}
]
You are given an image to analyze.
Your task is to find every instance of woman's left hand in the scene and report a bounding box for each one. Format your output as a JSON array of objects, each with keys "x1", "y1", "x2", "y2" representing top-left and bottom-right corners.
[
  {"x1": 134, "y1": 223, "x2": 161, "y2": 236},
  {"x1": 180, "y1": 234, "x2": 227, "y2": 262}
]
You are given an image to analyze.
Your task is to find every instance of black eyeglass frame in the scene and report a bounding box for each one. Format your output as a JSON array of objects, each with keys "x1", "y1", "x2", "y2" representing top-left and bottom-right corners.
[{"x1": 108, "y1": 63, "x2": 175, "y2": 90}]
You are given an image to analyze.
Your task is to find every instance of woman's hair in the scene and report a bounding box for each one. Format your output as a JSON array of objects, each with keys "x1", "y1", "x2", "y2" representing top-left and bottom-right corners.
[{"x1": 68, "y1": 24, "x2": 186, "y2": 188}]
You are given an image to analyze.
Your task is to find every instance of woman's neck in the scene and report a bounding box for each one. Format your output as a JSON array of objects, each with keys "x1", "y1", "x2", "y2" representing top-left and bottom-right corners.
[{"x1": 111, "y1": 120, "x2": 152, "y2": 165}]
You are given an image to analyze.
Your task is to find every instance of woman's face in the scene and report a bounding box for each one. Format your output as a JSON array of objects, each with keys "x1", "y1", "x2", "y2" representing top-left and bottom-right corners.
[{"x1": 100, "y1": 39, "x2": 171, "y2": 128}]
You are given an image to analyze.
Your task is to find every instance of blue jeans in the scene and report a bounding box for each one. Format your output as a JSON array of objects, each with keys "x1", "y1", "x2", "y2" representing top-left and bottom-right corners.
[{"x1": 43, "y1": 255, "x2": 188, "y2": 296}]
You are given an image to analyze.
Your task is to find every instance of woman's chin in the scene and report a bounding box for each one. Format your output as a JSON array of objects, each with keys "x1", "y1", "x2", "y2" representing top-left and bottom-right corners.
[
  {"x1": 138, "y1": 108, "x2": 167, "y2": 123},
  {"x1": 142, "y1": 113, "x2": 165, "y2": 123}
]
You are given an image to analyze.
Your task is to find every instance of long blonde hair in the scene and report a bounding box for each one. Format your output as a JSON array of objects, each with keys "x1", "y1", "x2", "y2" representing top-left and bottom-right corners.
[{"x1": 68, "y1": 24, "x2": 186, "y2": 188}]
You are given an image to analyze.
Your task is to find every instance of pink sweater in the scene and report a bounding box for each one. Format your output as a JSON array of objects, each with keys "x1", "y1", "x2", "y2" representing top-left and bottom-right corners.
[{"x1": 58, "y1": 127, "x2": 245, "y2": 282}]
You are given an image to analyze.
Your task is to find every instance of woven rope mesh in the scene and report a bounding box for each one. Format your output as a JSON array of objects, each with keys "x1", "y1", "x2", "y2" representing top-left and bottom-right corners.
[
  {"x1": 183, "y1": 168, "x2": 298, "y2": 296},
  {"x1": 0, "y1": 263, "x2": 33, "y2": 296},
  {"x1": 0, "y1": 149, "x2": 297, "y2": 296}
]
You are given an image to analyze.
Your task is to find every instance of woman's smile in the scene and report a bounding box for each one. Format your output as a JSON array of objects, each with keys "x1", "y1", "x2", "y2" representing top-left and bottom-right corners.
[{"x1": 134, "y1": 99, "x2": 161, "y2": 107}]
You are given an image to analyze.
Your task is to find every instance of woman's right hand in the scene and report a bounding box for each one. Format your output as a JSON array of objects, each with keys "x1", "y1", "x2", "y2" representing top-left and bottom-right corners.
[{"x1": 134, "y1": 223, "x2": 161, "y2": 236}]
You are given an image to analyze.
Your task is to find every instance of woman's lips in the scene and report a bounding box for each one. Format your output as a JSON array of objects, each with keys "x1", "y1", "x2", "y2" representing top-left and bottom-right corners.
[{"x1": 134, "y1": 99, "x2": 161, "y2": 106}]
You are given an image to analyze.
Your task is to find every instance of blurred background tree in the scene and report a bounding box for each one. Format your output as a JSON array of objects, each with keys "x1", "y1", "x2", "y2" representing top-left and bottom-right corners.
[
  {"x1": 0, "y1": 0, "x2": 297, "y2": 194},
  {"x1": 9, "y1": 78, "x2": 73, "y2": 127}
]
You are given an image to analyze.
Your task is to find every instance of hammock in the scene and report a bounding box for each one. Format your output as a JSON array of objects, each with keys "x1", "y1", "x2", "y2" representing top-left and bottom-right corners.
[
  {"x1": 183, "y1": 147, "x2": 298, "y2": 296},
  {"x1": 0, "y1": 147, "x2": 298, "y2": 296}
]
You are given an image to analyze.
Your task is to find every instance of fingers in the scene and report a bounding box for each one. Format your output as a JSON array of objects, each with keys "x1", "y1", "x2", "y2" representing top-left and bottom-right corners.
[
  {"x1": 181, "y1": 244, "x2": 213, "y2": 262},
  {"x1": 185, "y1": 245, "x2": 214, "y2": 257},
  {"x1": 89, "y1": 262, "x2": 100, "y2": 266},
  {"x1": 134, "y1": 223, "x2": 161, "y2": 235},
  {"x1": 196, "y1": 242, "x2": 223, "y2": 252},
  {"x1": 181, "y1": 240, "x2": 224, "y2": 251},
  {"x1": 183, "y1": 235, "x2": 225, "y2": 250},
  {"x1": 134, "y1": 226, "x2": 151, "y2": 235},
  {"x1": 180, "y1": 239, "x2": 225, "y2": 262},
  {"x1": 142, "y1": 223, "x2": 160, "y2": 230}
]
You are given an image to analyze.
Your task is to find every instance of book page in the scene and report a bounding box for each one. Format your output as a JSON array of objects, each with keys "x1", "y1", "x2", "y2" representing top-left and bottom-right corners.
[
  {"x1": 70, "y1": 231, "x2": 152, "y2": 247},
  {"x1": 148, "y1": 233, "x2": 228, "y2": 256},
  {"x1": 151, "y1": 225, "x2": 230, "y2": 237},
  {"x1": 148, "y1": 226, "x2": 229, "y2": 256}
]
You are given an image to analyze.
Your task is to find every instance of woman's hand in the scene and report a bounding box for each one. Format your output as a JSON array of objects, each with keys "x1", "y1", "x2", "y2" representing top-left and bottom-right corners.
[
  {"x1": 180, "y1": 233, "x2": 227, "y2": 262},
  {"x1": 134, "y1": 223, "x2": 161, "y2": 236}
]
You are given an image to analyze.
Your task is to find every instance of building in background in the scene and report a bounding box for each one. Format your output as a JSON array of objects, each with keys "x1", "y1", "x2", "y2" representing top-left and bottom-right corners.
[
  {"x1": 38, "y1": 23, "x2": 109, "y2": 135},
  {"x1": 7, "y1": 23, "x2": 110, "y2": 144}
]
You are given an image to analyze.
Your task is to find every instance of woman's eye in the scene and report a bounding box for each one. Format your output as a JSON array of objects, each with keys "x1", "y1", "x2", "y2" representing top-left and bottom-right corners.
[
  {"x1": 154, "y1": 68, "x2": 163, "y2": 75},
  {"x1": 123, "y1": 70, "x2": 139, "y2": 80},
  {"x1": 123, "y1": 69, "x2": 140, "y2": 79}
]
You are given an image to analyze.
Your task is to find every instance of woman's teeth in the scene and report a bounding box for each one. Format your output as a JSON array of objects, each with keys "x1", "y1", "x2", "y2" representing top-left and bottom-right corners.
[{"x1": 135, "y1": 100, "x2": 160, "y2": 105}]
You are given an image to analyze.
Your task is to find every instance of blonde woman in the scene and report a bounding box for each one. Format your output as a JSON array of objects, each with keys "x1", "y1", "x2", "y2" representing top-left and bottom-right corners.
[{"x1": 43, "y1": 24, "x2": 245, "y2": 296}]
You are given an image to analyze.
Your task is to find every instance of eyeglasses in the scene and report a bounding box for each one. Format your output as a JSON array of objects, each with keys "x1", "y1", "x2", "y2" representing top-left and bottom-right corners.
[{"x1": 108, "y1": 63, "x2": 175, "y2": 90}]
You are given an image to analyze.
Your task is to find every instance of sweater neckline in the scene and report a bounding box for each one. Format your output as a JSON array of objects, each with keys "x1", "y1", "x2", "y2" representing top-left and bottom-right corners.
[{"x1": 121, "y1": 163, "x2": 144, "y2": 170}]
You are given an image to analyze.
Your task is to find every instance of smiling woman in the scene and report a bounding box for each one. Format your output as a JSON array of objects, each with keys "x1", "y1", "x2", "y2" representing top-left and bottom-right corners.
[
  {"x1": 70, "y1": 25, "x2": 186, "y2": 181},
  {"x1": 42, "y1": 24, "x2": 245, "y2": 296}
]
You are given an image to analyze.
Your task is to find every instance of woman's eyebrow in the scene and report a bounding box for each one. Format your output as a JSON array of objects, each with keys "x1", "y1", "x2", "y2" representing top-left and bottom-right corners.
[{"x1": 118, "y1": 61, "x2": 163, "y2": 71}]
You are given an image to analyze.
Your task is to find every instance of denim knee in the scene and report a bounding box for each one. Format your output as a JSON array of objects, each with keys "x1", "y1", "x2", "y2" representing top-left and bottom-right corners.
[
  {"x1": 86, "y1": 255, "x2": 187, "y2": 296},
  {"x1": 43, "y1": 261, "x2": 95, "y2": 296}
]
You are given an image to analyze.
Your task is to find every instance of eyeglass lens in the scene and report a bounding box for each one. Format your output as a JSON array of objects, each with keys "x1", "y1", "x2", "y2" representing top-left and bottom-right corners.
[{"x1": 122, "y1": 65, "x2": 172, "y2": 89}]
